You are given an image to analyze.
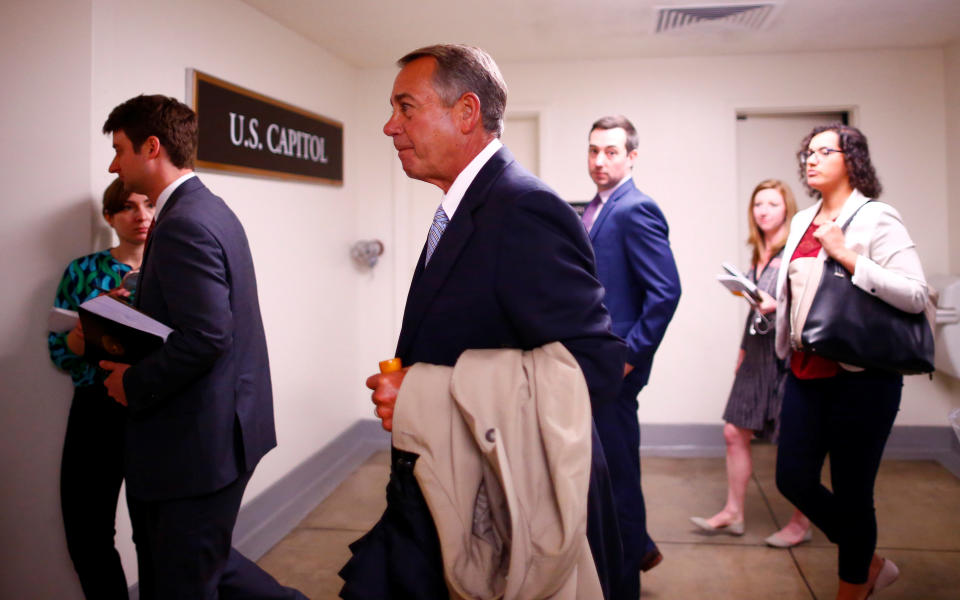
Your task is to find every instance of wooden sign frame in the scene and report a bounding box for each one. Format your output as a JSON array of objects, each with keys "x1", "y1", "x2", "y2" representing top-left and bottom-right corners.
[{"x1": 189, "y1": 69, "x2": 343, "y2": 185}]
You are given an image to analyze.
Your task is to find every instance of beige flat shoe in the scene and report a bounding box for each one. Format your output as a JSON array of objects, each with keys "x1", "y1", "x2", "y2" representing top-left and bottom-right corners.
[
  {"x1": 764, "y1": 528, "x2": 813, "y2": 548},
  {"x1": 866, "y1": 558, "x2": 899, "y2": 599},
  {"x1": 689, "y1": 516, "x2": 745, "y2": 536}
]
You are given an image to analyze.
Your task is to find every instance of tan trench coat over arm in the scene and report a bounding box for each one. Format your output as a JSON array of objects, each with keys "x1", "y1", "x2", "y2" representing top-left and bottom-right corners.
[{"x1": 392, "y1": 342, "x2": 602, "y2": 600}]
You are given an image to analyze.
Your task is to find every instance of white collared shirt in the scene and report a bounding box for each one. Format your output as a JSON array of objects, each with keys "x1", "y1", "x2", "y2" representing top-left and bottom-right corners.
[
  {"x1": 154, "y1": 172, "x2": 197, "y2": 218},
  {"x1": 440, "y1": 138, "x2": 503, "y2": 219}
]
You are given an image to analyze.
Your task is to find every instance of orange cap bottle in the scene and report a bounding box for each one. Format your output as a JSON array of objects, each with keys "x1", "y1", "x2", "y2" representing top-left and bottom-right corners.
[{"x1": 379, "y1": 358, "x2": 402, "y2": 373}]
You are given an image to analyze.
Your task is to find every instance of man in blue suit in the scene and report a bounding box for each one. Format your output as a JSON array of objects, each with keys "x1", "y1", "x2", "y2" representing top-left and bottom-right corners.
[
  {"x1": 582, "y1": 115, "x2": 682, "y2": 598},
  {"x1": 100, "y1": 95, "x2": 305, "y2": 600},
  {"x1": 339, "y1": 45, "x2": 626, "y2": 599}
]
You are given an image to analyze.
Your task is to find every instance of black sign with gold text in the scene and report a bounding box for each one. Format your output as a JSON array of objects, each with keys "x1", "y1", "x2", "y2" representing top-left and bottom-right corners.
[{"x1": 190, "y1": 70, "x2": 343, "y2": 185}]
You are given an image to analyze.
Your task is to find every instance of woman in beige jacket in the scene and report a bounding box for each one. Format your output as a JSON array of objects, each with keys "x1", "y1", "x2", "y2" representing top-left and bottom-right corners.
[{"x1": 773, "y1": 124, "x2": 928, "y2": 600}]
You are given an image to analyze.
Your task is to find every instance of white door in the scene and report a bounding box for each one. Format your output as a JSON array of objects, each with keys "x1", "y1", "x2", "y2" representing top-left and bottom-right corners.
[{"x1": 501, "y1": 113, "x2": 540, "y2": 176}]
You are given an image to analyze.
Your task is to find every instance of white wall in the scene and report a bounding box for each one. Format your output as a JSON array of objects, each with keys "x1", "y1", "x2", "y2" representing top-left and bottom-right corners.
[
  {"x1": 1, "y1": 0, "x2": 370, "y2": 595},
  {"x1": 90, "y1": 0, "x2": 369, "y2": 500},
  {"x1": 357, "y1": 47, "x2": 960, "y2": 429},
  {"x1": 942, "y1": 42, "x2": 960, "y2": 405},
  {"x1": 946, "y1": 42, "x2": 960, "y2": 273},
  {"x1": 0, "y1": 1, "x2": 94, "y2": 597}
]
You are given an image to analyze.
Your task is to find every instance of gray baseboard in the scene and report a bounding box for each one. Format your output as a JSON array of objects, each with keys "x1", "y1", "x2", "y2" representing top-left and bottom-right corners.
[
  {"x1": 234, "y1": 420, "x2": 391, "y2": 560},
  {"x1": 639, "y1": 423, "x2": 960, "y2": 479},
  {"x1": 883, "y1": 425, "x2": 960, "y2": 477},
  {"x1": 128, "y1": 420, "x2": 958, "y2": 598},
  {"x1": 639, "y1": 423, "x2": 728, "y2": 457}
]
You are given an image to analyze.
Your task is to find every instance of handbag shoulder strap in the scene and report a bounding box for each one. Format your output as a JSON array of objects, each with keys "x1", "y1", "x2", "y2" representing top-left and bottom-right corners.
[{"x1": 838, "y1": 199, "x2": 873, "y2": 233}]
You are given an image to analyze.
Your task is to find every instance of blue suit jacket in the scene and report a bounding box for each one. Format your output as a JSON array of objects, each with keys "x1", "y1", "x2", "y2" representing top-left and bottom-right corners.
[
  {"x1": 125, "y1": 177, "x2": 277, "y2": 501},
  {"x1": 588, "y1": 178, "x2": 681, "y2": 391}
]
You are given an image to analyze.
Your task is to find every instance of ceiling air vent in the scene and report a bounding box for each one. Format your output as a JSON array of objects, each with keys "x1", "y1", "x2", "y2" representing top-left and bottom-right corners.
[{"x1": 654, "y1": 2, "x2": 781, "y2": 34}]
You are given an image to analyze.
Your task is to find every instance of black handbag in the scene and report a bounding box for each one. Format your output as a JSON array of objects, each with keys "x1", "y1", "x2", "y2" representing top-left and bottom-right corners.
[{"x1": 800, "y1": 202, "x2": 935, "y2": 374}]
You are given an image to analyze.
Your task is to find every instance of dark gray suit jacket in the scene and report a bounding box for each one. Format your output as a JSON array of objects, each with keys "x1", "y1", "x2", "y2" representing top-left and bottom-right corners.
[{"x1": 125, "y1": 176, "x2": 276, "y2": 501}]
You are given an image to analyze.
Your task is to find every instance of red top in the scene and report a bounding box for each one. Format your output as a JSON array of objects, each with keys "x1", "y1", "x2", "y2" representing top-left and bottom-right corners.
[{"x1": 789, "y1": 222, "x2": 840, "y2": 379}]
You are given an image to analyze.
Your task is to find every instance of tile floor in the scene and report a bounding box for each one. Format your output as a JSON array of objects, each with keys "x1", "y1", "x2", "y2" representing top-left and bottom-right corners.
[{"x1": 257, "y1": 444, "x2": 960, "y2": 599}]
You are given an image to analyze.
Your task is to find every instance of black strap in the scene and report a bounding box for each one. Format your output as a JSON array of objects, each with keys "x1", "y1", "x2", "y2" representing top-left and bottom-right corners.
[{"x1": 837, "y1": 199, "x2": 872, "y2": 233}]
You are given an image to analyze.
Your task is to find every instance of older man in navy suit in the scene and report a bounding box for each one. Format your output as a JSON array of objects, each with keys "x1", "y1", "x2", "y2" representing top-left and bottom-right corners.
[
  {"x1": 582, "y1": 115, "x2": 682, "y2": 598},
  {"x1": 339, "y1": 45, "x2": 627, "y2": 599},
  {"x1": 100, "y1": 95, "x2": 304, "y2": 600}
]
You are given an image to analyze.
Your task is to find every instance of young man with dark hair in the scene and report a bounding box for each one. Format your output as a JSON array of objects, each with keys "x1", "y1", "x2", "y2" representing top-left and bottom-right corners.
[
  {"x1": 100, "y1": 94, "x2": 304, "y2": 600},
  {"x1": 583, "y1": 114, "x2": 682, "y2": 597}
]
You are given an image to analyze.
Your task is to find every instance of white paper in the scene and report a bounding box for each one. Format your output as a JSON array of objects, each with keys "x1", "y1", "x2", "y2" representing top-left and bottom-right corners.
[
  {"x1": 716, "y1": 262, "x2": 761, "y2": 302},
  {"x1": 79, "y1": 295, "x2": 172, "y2": 340},
  {"x1": 48, "y1": 307, "x2": 79, "y2": 333}
]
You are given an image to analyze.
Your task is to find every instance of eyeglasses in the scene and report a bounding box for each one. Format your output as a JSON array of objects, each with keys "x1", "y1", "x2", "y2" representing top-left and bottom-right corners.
[{"x1": 800, "y1": 147, "x2": 844, "y2": 163}]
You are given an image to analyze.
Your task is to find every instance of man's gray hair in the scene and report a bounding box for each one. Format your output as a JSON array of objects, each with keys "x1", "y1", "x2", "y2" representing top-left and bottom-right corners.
[{"x1": 398, "y1": 44, "x2": 508, "y2": 137}]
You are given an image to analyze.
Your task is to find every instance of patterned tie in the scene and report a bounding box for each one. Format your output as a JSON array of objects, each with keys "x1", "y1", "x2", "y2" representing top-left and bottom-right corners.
[
  {"x1": 581, "y1": 195, "x2": 602, "y2": 231},
  {"x1": 424, "y1": 205, "x2": 449, "y2": 265}
]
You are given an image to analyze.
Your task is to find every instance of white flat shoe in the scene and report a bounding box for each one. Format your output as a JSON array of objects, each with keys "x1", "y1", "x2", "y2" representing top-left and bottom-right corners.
[
  {"x1": 866, "y1": 558, "x2": 899, "y2": 599},
  {"x1": 764, "y1": 528, "x2": 813, "y2": 548},
  {"x1": 690, "y1": 516, "x2": 745, "y2": 536}
]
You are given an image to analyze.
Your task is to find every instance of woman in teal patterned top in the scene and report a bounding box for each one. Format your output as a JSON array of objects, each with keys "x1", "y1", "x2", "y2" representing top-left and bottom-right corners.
[
  {"x1": 48, "y1": 178, "x2": 154, "y2": 599},
  {"x1": 49, "y1": 250, "x2": 134, "y2": 386}
]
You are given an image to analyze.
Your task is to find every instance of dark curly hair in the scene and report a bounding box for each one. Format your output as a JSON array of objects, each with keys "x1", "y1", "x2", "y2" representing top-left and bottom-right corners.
[{"x1": 796, "y1": 123, "x2": 882, "y2": 199}]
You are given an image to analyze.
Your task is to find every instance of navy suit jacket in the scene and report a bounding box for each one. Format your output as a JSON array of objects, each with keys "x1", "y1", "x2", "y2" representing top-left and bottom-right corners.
[
  {"x1": 397, "y1": 146, "x2": 625, "y2": 407},
  {"x1": 588, "y1": 178, "x2": 681, "y2": 391},
  {"x1": 125, "y1": 176, "x2": 277, "y2": 501}
]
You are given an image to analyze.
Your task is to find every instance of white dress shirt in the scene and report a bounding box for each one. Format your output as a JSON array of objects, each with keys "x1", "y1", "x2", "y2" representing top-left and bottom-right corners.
[
  {"x1": 440, "y1": 138, "x2": 503, "y2": 219},
  {"x1": 154, "y1": 172, "x2": 197, "y2": 217}
]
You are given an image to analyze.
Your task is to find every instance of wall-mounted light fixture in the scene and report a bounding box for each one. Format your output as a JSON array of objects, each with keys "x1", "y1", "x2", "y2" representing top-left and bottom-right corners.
[{"x1": 350, "y1": 239, "x2": 385, "y2": 269}]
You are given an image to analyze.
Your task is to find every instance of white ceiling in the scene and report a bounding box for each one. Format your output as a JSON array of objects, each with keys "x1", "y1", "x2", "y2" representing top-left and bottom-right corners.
[{"x1": 240, "y1": 0, "x2": 960, "y2": 68}]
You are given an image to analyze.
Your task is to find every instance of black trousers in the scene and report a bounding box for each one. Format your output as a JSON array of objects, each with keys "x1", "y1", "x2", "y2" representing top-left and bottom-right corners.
[
  {"x1": 60, "y1": 384, "x2": 129, "y2": 599},
  {"x1": 776, "y1": 369, "x2": 901, "y2": 583},
  {"x1": 128, "y1": 470, "x2": 307, "y2": 600}
]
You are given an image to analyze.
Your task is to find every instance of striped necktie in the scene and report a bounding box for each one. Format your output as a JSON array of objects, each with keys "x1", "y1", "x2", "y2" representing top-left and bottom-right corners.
[{"x1": 424, "y1": 205, "x2": 449, "y2": 265}]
